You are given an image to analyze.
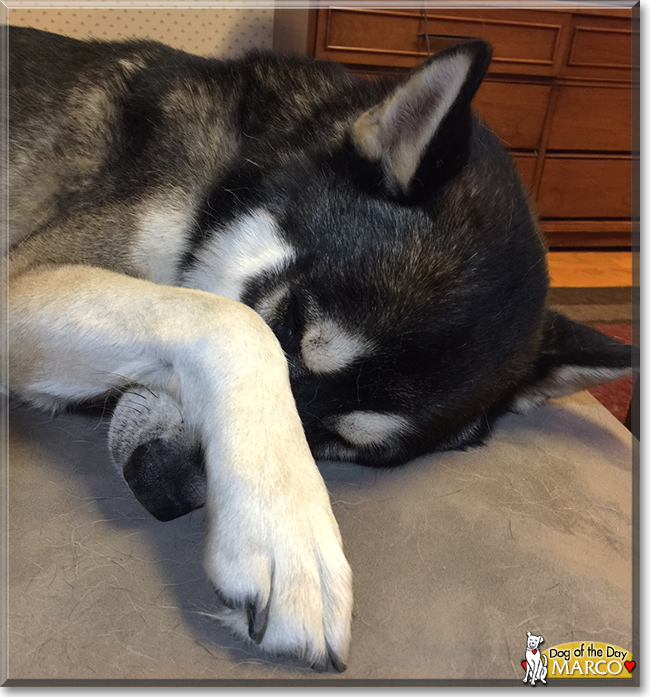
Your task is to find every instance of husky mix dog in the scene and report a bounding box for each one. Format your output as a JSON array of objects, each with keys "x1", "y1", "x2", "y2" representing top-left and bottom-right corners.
[{"x1": 6, "y1": 27, "x2": 634, "y2": 671}]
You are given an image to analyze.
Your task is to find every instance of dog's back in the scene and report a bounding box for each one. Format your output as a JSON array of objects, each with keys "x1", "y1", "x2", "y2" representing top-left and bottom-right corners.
[{"x1": 9, "y1": 27, "x2": 378, "y2": 256}]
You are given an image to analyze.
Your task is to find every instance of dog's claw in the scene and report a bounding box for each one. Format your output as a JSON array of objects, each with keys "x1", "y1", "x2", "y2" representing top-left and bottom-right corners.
[
  {"x1": 246, "y1": 600, "x2": 270, "y2": 644},
  {"x1": 328, "y1": 647, "x2": 347, "y2": 673},
  {"x1": 214, "y1": 587, "x2": 239, "y2": 610},
  {"x1": 310, "y1": 647, "x2": 347, "y2": 673},
  {"x1": 310, "y1": 654, "x2": 329, "y2": 673}
]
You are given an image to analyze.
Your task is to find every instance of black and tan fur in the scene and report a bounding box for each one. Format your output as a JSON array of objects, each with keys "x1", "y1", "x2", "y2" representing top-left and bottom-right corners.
[{"x1": 6, "y1": 27, "x2": 635, "y2": 671}]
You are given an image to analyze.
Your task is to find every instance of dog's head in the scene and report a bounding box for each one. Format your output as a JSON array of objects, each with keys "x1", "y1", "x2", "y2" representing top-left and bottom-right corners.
[
  {"x1": 206, "y1": 41, "x2": 636, "y2": 466},
  {"x1": 527, "y1": 632, "x2": 544, "y2": 651}
]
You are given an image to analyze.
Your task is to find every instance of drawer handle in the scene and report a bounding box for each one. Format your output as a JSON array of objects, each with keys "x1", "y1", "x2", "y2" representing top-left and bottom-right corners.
[{"x1": 419, "y1": 7, "x2": 475, "y2": 55}]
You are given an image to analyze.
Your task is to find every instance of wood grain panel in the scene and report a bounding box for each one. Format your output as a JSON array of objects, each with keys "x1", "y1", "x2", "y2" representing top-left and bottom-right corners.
[
  {"x1": 542, "y1": 221, "x2": 632, "y2": 249},
  {"x1": 322, "y1": 8, "x2": 435, "y2": 58},
  {"x1": 569, "y1": 27, "x2": 632, "y2": 69},
  {"x1": 561, "y1": 13, "x2": 632, "y2": 80},
  {"x1": 474, "y1": 81, "x2": 550, "y2": 149},
  {"x1": 547, "y1": 85, "x2": 632, "y2": 152},
  {"x1": 511, "y1": 153, "x2": 537, "y2": 193},
  {"x1": 315, "y1": 7, "x2": 568, "y2": 74},
  {"x1": 547, "y1": 250, "x2": 632, "y2": 286},
  {"x1": 538, "y1": 156, "x2": 632, "y2": 219}
]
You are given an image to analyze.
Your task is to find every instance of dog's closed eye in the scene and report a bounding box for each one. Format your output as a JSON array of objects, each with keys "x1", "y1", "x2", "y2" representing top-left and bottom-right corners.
[{"x1": 272, "y1": 290, "x2": 304, "y2": 355}]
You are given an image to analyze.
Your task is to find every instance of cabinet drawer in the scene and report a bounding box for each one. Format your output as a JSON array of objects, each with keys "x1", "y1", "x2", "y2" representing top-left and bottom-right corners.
[
  {"x1": 541, "y1": 220, "x2": 632, "y2": 248},
  {"x1": 561, "y1": 13, "x2": 632, "y2": 80},
  {"x1": 537, "y1": 156, "x2": 632, "y2": 218},
  {"x1": 314, "y1": 7, "x2": 569, "y2": 74},
  {"x1": 474, "y1": 81, "x2": 550, "y2": 150},
  {"x1": 511, "y1": 153, "x2": 537, "y2": 193},
  {"x1": 547, "y1": 85, "x2": 632, "y2": 152}
]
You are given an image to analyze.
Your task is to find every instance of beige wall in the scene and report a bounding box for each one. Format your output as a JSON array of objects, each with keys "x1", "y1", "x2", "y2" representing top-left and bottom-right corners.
[{"x1": 8, "y1": 6, "x2": 274, "y2": 57}]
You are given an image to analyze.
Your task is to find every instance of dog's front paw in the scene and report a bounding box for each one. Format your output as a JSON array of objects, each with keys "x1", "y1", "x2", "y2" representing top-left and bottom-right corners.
[
  {"x1": 204, "y1": 477, "x2": 353, "y2": 672},
  {"x1": 108, "y1": 388, "x2": 206, "y2": 520}
]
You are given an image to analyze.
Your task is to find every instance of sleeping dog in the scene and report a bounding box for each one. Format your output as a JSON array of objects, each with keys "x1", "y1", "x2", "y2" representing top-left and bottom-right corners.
[{"x1": 6, "y1": 27, "x2": 634, "y2": 671}]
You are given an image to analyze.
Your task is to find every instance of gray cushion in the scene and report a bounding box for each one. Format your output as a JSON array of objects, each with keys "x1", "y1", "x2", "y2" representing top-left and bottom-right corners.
[{"x1": 6, "y1": 391, "x2": 634, "y2": 682}]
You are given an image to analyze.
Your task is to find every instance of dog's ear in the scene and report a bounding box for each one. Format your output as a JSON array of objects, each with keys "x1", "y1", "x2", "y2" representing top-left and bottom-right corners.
[
  {"x1": 512, "y1": 311, "x2": 637, "y2": 414},
  {"x1": 351, "y1": 39, "x2": 491, "y2": 199}
]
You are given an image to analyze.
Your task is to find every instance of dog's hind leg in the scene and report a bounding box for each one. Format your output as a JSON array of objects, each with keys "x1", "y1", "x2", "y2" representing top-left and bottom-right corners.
[
  {"x1": 7, "y1": 264, "x2": 352, "y2": 671},
  {"x1": 109, "y1": 388, "x2": 206, "y2": 521}
]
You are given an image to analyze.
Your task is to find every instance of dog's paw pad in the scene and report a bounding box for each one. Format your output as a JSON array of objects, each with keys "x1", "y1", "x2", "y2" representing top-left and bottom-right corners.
[{"x1": 124, "y1": 438, "x2": 205, "y2": 520}]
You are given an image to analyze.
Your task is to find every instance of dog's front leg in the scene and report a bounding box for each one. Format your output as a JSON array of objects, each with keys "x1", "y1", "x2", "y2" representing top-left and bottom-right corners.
[{"x1": 8, "y1": 265, "x2": 352, "y2": 671}]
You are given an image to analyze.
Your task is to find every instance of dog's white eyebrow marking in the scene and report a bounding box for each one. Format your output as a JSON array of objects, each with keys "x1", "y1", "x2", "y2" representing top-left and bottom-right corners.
[
  {"x1": 300, "y1": 320, "x2": 371, "y2": 374},
  {"x1": 181, "y1": 209, "x2": 295, "y2": 301},
  {"x1": 335, "y1": 411, "x2": 410, "y2": 448}
]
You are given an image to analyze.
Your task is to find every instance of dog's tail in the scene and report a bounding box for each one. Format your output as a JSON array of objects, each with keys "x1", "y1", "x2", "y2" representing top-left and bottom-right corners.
[{"x1": 542, "y1": 654, "x2": 548, "y2": 666}]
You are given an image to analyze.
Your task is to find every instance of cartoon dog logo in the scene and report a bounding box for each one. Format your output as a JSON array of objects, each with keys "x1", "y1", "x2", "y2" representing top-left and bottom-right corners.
[{"x1": 523, "y1": 631, "x2": 548, "y2": 686}]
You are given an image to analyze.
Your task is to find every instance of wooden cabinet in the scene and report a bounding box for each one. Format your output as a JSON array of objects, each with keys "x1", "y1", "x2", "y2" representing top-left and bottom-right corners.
[
  {"x1": 537, "y1": 155, "x2": 632, "y2": 219},
  {"x1": 287, "y1": 3, "x2": 636, "y2": 249},
  {"x1": 547, "y1": 85, "x2": 632, "y2": 151},
  {"x1": 473, "y1": 81, "x2": 551, "y2": 150},
  {"x1": 314, "y1": 7, "x2": 573, "y2": 75}
]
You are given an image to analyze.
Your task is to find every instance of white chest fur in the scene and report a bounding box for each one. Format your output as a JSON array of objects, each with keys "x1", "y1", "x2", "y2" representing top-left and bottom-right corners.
[{"x1": 134, "y1": 196, "x2": 196, "y2": 285}]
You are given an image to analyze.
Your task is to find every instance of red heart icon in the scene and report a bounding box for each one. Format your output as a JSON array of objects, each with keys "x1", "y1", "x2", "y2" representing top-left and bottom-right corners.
[
  {"x1": 625, "y1": 661, "x2": 635, "y2": 673},
  {"x1": 522, "y1": 660, "x2": 527, "y2": 670},
  {"x1": 532, "y1": 649, "x2": 537, "y2": 654}
]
